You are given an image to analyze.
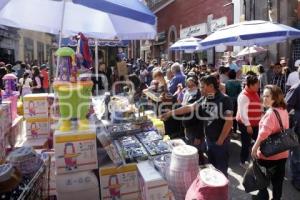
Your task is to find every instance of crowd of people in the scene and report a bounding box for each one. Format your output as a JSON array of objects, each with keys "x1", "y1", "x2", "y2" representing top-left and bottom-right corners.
[
  {"x1": 0, "y1": 61, "x2": 49, "y2": 96},
  {"x1": 1, "y1": 55, "x2": 300, "y2": 199},
  {"x1": 109, "y1": 56, "x2": 300, "y2": 200}
]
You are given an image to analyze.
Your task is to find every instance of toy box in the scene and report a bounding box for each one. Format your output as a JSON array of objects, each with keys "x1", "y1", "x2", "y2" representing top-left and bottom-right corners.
[
  {"x1": 54, "y1": 130, "x2": 97, "y2": 174},
  {"x1": 137, "y1": 161, "x2": 169, "y2": 200},
  {"x1": 26, "y1": 118, "x2": 49, "y2": 139},
  {"x1": 56, "y1": 170, "x2": 99, "y2": 200},
  {"x1": 99, "y1": 163, "x2": 140, "y2": 200},
  {"x1": 0, "y1": 101, "x2": 12, "y2": 134},
  {"x1": 23, "y1": 93, "x2": 49, "y2": 119},
  {"x1": 8, "y1": 115, "x2": 23, "y2": 148}
]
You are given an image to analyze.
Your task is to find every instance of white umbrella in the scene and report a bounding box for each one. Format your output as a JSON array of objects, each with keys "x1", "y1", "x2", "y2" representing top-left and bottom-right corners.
[
  {"x1": 236, "y1": 45, "x2": 267, "y2": 57},
  {"x1": 169, "y1": 37, "x2": 203, "y2": 52},
  {"x1": 200, "y1": 20, "x2": 300, "y2": 48},
  {"x1": 0, "y1": 0, "x2": 157, "y2": 41}
]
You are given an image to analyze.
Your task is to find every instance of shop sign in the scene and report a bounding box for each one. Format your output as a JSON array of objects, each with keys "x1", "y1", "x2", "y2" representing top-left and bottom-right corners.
[
  {"x1": 210, "y1": 17, "x2": 227, "y2": 33},
  {"x1": 180, "y1": 23, "x2": 207, "y2": 39}
]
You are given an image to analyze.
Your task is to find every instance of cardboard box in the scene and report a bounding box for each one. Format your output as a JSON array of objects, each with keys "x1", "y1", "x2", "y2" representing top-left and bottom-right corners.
[
  {"x1": 99, "y1": 163, "x2": 140, "y2": 200},
  {"x1": 0, "y1": 102, "x2": 12, "y2": 134},
  {"x1": 8, "y1": 115, "x2": 24, "y2": 148},
  {"x1": 21, "y1": 137, "x2": 49, "y2": 149},
  {"x1": 23, "y1": 93, "x2": 49, "y2": 119},
  {"x1": 137, "y1": 161, "x2": 169, "y2": 200},
  {"x1": 56, "y1": 171, "x2": 99, "y2": 200},
  {"x1": 54, "y1": 130, "x2": 98, "y2": 174},
  {"x1": 26, "y1": 118, "x2": 49, "y2": 139}
]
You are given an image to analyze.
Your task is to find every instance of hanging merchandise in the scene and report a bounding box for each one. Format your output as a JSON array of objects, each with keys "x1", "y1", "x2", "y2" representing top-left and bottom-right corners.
[{"x1": 76, "y1": 32, "x2": 93, "y2": 70}]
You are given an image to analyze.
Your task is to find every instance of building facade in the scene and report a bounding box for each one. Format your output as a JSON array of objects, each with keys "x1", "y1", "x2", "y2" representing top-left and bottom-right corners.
[
  {"x1": 18, "y1": 29, "x2": 54, "y2": 65},
  {"x1": 143, "y1": 0, "x2": 233, "y2": 63},
  {"x1": 0, "y1": 26, "x2": 19, "y2": 64}
]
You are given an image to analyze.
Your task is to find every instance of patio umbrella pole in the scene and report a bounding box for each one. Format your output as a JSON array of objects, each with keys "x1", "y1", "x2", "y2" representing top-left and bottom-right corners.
[
  {"x1": 55, "y1": 0, "x2": 66, "y2": 79},
  {"x1": 95, "y1": 39, "x2": 99, "y2": 96}
]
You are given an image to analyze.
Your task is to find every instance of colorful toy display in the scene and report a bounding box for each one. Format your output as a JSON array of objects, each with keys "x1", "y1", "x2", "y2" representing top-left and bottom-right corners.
[
  {"x1": 2, "y1": 73, "x2": 19, "y2": 121},
  {"x1": 53, "y1": 47, "x2": 93, "y2": 131}
]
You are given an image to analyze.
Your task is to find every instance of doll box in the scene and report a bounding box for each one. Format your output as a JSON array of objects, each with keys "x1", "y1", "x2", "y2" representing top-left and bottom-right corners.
[
  {"x1": 54, "y1": 130, "x2": 98, "y2": 174},
  {"x1": 23, "y1": 93, "x2": 49, "y2": 119},
  {"x1": 56, "y1": 170, "x2": 99, "y2": 200},
  {"x1": 99, "y1": 163, "x2": 140, "y2": 200},
  {"x1": 0, "y1": 102, "x2": 12, "y2": 135},
  {"x1": 26, "y1": 118, "x2": 49, "y2": 139},
  {"x1": 137, "y1": 161, "x2": 169, "y2": 200}
]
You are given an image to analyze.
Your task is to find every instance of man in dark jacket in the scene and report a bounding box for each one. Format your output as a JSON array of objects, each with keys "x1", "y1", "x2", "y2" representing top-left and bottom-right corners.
[{"x1": 285, "y1": 67, "x2": 300, "y2": 190}]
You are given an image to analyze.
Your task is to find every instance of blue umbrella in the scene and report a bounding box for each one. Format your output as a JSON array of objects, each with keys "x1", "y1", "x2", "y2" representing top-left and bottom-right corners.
[{"x1": 200, "y1": 20, "x2": 300, "y2": 48}]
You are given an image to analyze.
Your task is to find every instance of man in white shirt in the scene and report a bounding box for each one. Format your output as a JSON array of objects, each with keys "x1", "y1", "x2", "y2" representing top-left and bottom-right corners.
[{"x1": 286, "y1": 60, "x2": 300, "y2": 91}]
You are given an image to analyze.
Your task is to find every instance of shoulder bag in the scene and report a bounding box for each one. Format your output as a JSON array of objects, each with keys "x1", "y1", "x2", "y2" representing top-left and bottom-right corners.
[{"x1": 260, "y1": 109, "x2": 299, "y2": 157}]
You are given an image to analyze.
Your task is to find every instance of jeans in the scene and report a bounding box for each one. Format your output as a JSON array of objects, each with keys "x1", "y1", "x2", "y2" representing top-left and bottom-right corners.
[
  {"x1": 185, "y1": 126, "x2": 205, "y2": 164},
  {"x1": 205, "y1": 137, "x2": 230, "y2": 176},
  {"x1": 256, "y1": 158, "x2": 287, "y2": 200},
  {"x1": 238, "y1": 122, "x2": 258, "y2": 163}
]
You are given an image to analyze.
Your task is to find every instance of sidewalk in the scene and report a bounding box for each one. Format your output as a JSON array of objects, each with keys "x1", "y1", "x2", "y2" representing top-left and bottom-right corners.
[{"x1": 228, "y1": 137, "x2": 300, "y2": 199}]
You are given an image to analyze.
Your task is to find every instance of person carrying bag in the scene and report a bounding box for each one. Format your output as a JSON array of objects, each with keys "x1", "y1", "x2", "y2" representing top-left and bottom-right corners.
[
  {"x1": 260, "y1": 109, "x2": 299, "y2": 157},
  {"x1": 250, "y1": 85, "x2": 290, "y2": 200}
]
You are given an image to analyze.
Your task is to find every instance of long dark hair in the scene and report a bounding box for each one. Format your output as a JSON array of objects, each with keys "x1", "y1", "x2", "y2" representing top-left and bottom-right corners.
[{"x1": 32, "y1": 66, "x2": 40, "y2": 77}]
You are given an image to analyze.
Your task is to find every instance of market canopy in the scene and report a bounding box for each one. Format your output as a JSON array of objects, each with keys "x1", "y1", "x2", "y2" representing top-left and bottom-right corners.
[
  {"x1": 200, "y1": 20, "x2": 300, "y2": 48},
  {"x1": 169, "y1": 37, "x2": 203, "y2": 52},
  {"x1": 236, "y1": 45, "x2": 267, "y2": 57},
  {"x1": 0, "y1": 0, "x2": 157, "y2": 40},
  {"x1": 61, "y1": 37, "x2": 129, "y2": 47}
]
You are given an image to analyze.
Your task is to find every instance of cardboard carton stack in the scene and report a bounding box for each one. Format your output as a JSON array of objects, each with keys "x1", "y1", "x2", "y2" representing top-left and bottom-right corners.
[
  {"x1": 54, "y1": 128, "x2": 99, "y2": 200},
  {"x1": 0, "y1": 102, "x2": 12, "y2": 163},
  {"x1": 23, "y1": 93, "x2": 51, "y2": 148}
]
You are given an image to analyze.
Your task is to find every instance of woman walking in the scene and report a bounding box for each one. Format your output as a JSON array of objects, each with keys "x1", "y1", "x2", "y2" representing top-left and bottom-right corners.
[{"x1": 251, "y1": 85, "x2": 289, "y2": 200}]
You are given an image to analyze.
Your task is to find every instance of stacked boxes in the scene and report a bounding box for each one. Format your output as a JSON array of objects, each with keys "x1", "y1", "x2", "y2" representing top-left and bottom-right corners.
[
  {"x1": 56, "y1": 171, "x2": 100, "y2": 200},
  {"x1": 54, "y1": 129, "x2": 98, "y2": 174},
  {"x1": 99, "y1": 163, "x2": 140, "y2": 200},
  {"x1": 54, "y1": 128, "x2": 99, "y2": 200},
  {"x1": 23, "y1": 94, "x2": 52, "y2": 147},
  {"x1": 137, "y1": 161, "x2": 169, "y2": 200}
]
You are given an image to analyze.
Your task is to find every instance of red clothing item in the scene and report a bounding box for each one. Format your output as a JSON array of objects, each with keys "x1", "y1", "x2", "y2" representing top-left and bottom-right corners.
[
  {"x1": 257, "y1": 108, "x2": 289, "y2": 160},
  {"x1": 40, "y1": 69, "x2": 49, "y2": 89},
  {"x1": 236, "y1": 87, "x2": 262, "y2": 126}
]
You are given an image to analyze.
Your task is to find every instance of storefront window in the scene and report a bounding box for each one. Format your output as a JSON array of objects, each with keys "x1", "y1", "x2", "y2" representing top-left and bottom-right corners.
[
  {"x1": 37, "y1": 41, "x2": 44, "y2": 65},
  {"x1": 24, "y1": 37, "x2": 33, "y2": 64}
]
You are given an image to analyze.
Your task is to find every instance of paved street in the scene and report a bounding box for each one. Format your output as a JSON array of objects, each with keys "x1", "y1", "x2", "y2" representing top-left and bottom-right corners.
[{"x1": 228, "y1": 137, "x2": 300, "y2": 200}]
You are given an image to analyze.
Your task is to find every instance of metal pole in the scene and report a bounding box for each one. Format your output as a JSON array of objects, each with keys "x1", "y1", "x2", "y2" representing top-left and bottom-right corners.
[
  {"x1": 55, "y1": 0, "x2": 66, "y2": 79},
  {"x1": 95, "y1": 39, "x2": 99, "y2": 96}
]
